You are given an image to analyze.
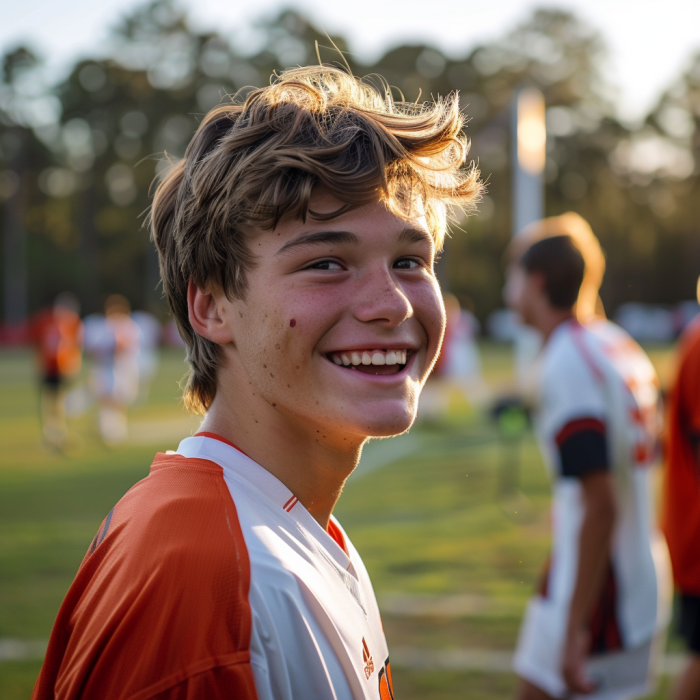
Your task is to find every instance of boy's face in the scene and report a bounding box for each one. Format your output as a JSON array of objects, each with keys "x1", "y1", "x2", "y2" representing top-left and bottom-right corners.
[{"x1": 218, "y1": 190, "x2": 445, "y2": 442}]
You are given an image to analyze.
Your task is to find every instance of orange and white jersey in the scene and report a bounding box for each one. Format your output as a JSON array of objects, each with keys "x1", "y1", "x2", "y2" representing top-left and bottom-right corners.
[
  {"x1": 177, "y1": 434, "x2": 393, "y2": 700},
  {"x1": 32, "y1": 434, "x2": 394, "y2": 700}
]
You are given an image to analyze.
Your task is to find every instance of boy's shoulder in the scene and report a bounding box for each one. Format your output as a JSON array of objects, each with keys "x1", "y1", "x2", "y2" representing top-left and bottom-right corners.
[
  {"x1": 542, "y1": 319, "x2": 631, "y2": 385},
  {"x1": 33, "y1": 453, "x2": 256, "y2": 700},
  {"x1": 537, "y1": 323, "x2": 610, "y2": 422},
  {"x1": 79, "y1": 450, "x2": 251, "y2": 613},
  {"x1": 540, "y1": 323, "x2": 595, "y2": 388},
  {"x1": 73, "y1": 452, "x2": 262, "y2": 613}
]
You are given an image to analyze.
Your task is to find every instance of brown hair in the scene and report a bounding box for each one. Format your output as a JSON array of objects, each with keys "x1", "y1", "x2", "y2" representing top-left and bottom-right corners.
[
  {"x1": 506, "y1": 212, "x2": 606, "y2": 322},
  {"x1": 149, "y1": 65, "x2": 483, "y2": 414},
  {"x1": 520, "y1": 235, "x2": 585, "y2": 309}
]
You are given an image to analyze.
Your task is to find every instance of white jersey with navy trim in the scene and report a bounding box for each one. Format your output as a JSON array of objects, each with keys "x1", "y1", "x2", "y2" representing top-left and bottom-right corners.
[{"x1": 175, "y1": 435, "x2": 392, "y2": 700}]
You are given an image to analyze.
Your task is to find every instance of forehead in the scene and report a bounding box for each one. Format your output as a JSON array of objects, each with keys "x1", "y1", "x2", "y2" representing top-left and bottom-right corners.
[{"x1": 261, "y1": 189, "x2": 432, "y2": 242}]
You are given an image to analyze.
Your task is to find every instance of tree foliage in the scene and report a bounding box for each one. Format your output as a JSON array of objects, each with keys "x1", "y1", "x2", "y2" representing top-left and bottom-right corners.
[{"x1": 1, "y1": 0, "x2": 698, "y2": 322}]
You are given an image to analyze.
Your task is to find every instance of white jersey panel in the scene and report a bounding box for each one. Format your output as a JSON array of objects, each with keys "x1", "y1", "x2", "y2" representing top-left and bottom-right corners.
[
  {"x1": 536, "y1": 338, "x2": 608, "y2": 477},
  {"x1": 176, "y1": 436, "x2": 390, "y2": 700}
]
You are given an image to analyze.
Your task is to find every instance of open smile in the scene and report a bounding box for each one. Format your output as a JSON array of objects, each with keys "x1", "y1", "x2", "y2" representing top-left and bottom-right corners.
[{"x1": 325, "y1": 349, "x2": 411, "y2": 376}]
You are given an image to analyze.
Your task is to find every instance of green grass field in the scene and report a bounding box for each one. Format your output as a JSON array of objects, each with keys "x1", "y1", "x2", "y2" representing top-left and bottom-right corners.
[{"x1": 0, "y1": 342, "x2": 682, "y2": 699}]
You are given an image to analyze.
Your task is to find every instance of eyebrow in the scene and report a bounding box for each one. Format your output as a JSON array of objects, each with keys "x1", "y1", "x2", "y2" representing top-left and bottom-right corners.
[
  {"x1": 275, "y1": 230, "x2": 359, "y2": 256},
  {"x1": 398, "y1": 227, "x2": 434, "y2": 246},
  {"x1": 274, "y1": 226, "x2": 434, "y2": 256}
]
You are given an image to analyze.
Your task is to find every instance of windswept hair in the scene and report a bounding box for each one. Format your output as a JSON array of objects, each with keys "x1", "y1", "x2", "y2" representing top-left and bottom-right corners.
[{"x1": 149, "y1": 64, "x2": 483, "y2": 414}]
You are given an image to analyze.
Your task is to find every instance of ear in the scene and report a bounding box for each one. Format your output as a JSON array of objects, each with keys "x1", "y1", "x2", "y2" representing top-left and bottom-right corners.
[
  {"x1": 529, "y1": 270, "x2": 547, "y2": 296},
  {"x1": 187, "y1": 279, "x2": 235, "y2": 345}
]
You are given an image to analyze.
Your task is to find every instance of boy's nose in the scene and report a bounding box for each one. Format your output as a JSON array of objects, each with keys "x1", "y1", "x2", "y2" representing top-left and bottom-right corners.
[{"x1": 352, "y1": 268, "x2": 412, "y2": 328}]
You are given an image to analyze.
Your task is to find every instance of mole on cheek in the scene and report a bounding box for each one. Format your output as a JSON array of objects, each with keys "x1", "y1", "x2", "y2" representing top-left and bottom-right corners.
[{"x1": 289, "y1": 319, "x2": 296, "y2": 327}]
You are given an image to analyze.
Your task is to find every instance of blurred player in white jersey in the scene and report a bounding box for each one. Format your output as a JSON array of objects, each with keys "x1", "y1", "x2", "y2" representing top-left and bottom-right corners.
[
  {"x1": 504, "y1": 221, "x2": 671, "y2": 700},
  {"x1": 130, "y1": 309, "x2": 161, "y2": 402},
  {"x1": 83, "y1": 295, "x2": 140, "y2": 444}
]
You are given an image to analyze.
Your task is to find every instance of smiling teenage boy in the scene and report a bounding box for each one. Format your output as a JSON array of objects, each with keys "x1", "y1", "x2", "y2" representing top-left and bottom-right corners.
[{"x1": 32, "y1": 66, "x2": 481, "y2": 700}]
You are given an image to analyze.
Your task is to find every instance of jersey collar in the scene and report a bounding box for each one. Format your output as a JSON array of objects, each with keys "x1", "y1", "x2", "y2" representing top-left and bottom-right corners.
[{"x1": 175, "y1": 434, "x2": 355, "y2": 574}]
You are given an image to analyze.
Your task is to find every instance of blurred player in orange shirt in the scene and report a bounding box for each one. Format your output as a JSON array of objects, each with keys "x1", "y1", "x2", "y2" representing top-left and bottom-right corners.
[
  {"x1": 662, "y1": 278, "x2": 700, "y2": 700},
  {"x1": 29, "y1": 293, "x2": 83, "y2": 449}
]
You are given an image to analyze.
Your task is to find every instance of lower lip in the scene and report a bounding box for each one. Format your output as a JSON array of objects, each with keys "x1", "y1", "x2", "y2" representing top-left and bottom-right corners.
[{"x1": 324, "y1": 353, "x2": 417, "y2": 384}]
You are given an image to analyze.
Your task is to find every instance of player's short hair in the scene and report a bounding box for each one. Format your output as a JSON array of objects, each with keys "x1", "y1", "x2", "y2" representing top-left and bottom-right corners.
[
  {"x1": 149, "y1": 65, "x2": 483, "y2": 414},
  {"x1": 520, "y1": 235, "x2": 585, "y2": 309},
  {"x1": 506, "y1": 212, "x2": 605, "y2": 320}
]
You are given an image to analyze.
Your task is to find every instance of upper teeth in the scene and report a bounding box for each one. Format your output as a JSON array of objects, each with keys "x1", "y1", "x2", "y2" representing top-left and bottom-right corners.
[{"x1": 330, "y1": 350, "x2": 408, "y2": 366}]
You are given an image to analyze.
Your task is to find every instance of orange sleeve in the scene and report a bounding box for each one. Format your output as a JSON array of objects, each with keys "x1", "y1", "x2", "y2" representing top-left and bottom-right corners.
[
  {"x1": 32, "y1": 456, "x2": 259, "y2": 700},
  {"x1": 662, "y1": 321, "x2": 700, "y2": 594},
  {"x1": 143, "y1": 665, "x2": 257, "y2": 700}
]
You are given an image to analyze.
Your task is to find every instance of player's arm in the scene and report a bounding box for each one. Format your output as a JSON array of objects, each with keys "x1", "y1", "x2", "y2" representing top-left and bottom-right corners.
[
  {"x1": 555, "y1": 416, "x2": 617, "y2": 694},
  {"x1": 563, "y1": 469, "x2": 617, "y2": 694}
]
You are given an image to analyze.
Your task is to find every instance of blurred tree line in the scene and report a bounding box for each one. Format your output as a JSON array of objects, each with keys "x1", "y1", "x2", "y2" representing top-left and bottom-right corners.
[{"x1": 1, "y1": 0, "x2": 699, "y2": 325}]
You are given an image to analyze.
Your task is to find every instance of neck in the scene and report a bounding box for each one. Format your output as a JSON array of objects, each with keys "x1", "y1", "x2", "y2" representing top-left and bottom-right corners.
[
  {"x1": 538, "y1": 307, "x2": 575, "y2": 342},
  {"x1": 198, "y1": 381, "x2": 364, "y2": 530}
]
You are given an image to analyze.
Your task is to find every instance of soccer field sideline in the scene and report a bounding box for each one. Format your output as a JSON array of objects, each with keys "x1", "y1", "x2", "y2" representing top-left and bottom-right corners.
[{"x1": 0, "y1": 635, "x2": 686, "y2": 677}]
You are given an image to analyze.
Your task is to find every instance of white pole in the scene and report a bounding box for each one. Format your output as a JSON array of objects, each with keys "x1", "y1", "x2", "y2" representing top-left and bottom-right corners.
[
  {"x1": 512, "y1": 86, "x2": 546, "y2": 236},
  {"x1": 511, "y1": 87, "x2": 546, "y2": 390}
]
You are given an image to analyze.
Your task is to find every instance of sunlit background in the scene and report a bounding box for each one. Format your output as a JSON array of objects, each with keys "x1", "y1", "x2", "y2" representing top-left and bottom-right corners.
[
  {"x1": 2, "y1": 0, "x2": 700, "y2": 329},
  {"x1": 1, "y1": 1, "x2": 699, "y2": 698}
]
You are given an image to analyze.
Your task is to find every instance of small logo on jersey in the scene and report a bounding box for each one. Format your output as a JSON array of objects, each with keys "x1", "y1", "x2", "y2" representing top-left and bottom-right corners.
[{"x1": 362, "y1": 637, "x2": 375, "y2": 679}]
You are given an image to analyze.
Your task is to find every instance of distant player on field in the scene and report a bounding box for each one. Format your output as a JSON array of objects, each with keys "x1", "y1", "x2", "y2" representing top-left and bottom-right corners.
[
  {"x1": 32, "y1": 66, "x2": 482, "y2": 699},
  {"x1": 662, "y1": 280, "x2": 700, "y2": 700},
  {"x1": 504, "y1": 217, "x2": 671, "y2": 700},
  {"x1": 29, "y1": 293, "x2": 83, "y2": 449},
  {"x1": 83, "y1": 295, "x2": 141, "y2": 444}
]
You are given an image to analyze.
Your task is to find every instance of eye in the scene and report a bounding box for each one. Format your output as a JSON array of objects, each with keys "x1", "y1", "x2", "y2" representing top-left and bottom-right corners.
[
  {"x1": 306, "y1": 259, "x2": 344, "y2": 271},
  {"x1": 393, "y1": 258, "x2": 421, "y2": 270}
]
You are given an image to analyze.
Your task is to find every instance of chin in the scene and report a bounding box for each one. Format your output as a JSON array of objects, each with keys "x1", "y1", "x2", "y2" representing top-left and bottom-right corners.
[{"x1": 346, "y1": 401, "x2": 417, "y2": 439}]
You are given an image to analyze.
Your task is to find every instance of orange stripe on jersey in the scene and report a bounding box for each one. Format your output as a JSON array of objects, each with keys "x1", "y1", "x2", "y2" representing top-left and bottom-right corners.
[
  {"x1": 385, "y1": 660, "x2": 393, "y2": 693},
  {"x1": 327, "y1": 519, "x2": 349, "y2": 555},
  {"x1": 194, "y1": 431, "x2": 247, "y2": 455},
  {"x1": 379, "y1": 658, "x2": 394, "y2": 700},
  {"x1": 283, "y1": 496, "x2": 298, "y2": 512},
  {"x1": 32, "y1": 454, "x2": 259, "y2": 700}
]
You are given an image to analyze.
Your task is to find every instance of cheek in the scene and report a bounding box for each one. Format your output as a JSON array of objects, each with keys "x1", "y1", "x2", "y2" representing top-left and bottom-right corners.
[
  {"x1": 504, "y1": 270, "x2": 526, "y2": 309},
  {"x1": 412, "y1": 281, "x2": 446, "y2": 353},
  {"x1": 237, "y1": 291, "x2": 334, "y2": 386}
]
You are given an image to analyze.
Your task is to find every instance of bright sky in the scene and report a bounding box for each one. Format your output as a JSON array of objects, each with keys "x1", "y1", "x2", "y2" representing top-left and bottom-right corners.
[{"x1": 1, "y1": 0, "x2": 699, "y2": 122}]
